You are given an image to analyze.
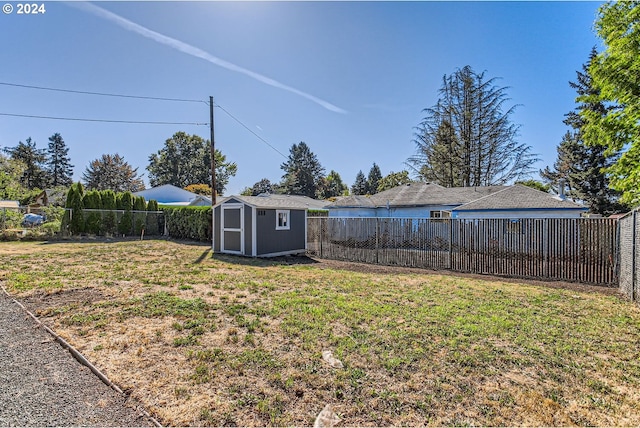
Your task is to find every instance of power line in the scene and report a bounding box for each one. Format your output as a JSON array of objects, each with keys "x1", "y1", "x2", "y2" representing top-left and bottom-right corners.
[
  {"x1": 0, "y1": 112, "x2": 207, "y2": 126},
  {"x1": 0, "y1": 82, "x2": 207, "y2": 104},
  {"x1": 215, "y1": 103, "x2": 287, "y2": 159}
]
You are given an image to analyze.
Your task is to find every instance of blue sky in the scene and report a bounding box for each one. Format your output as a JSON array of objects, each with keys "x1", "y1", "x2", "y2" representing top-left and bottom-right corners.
[{"x1": 1, "y1": 1, "x2": 602, "y2": 195}]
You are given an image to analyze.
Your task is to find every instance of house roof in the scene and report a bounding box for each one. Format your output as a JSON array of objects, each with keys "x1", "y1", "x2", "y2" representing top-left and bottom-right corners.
[
  {"x1": 0, "y1": 200, "x2": 20, "y2": 209},
  {"x1": 220, "y1": 194, "x2": 328, "y2": 210},
  {"x1": 324, "y1": 182, "x2": 587, "y2": 212},
  {"x1": 453, "y1": 184, "x2": 587, "y2": 211},
  {"x1": 325, "y1": 182, "x2": 507, "y2": 209},
  {"x1": 328, "y1": 195, "x2": 376, "y2": 208},
  {"x1": 134, "y1": 184, "x2": 212, "y2": 206}
]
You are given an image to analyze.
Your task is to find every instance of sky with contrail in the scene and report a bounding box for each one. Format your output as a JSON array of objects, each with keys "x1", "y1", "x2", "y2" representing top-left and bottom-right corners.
[{"x1": 72, "y1": 2, "x2": 347, "y2": 114}]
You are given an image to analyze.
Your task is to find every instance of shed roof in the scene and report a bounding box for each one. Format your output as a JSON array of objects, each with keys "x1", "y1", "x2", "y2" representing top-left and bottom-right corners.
[
  {"x1": 220, "y1": 194, "x2": 328, "y2": 210},
  {"x1": 453, "y1": 184, "x2": 586, "y2": 211}
]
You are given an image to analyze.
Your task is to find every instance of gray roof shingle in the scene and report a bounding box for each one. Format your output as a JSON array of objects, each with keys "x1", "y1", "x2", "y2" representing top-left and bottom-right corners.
[
  {"x1": 453, "y1": 184, "x2": 586, "y2": 211},
  {"x1": 225, "y1": 194, "x2": 328, "y2": 210}
]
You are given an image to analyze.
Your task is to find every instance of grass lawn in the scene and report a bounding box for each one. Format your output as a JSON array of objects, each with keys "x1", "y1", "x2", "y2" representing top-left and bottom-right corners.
[{"x1": 1, "y1": 239, "x2": 639, "y2": 426}]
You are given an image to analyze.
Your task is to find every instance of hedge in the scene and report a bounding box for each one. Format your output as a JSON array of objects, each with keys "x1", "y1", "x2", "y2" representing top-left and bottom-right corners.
[{"x1": 162, "y1": 206, "x2": 212, "y2": 242}]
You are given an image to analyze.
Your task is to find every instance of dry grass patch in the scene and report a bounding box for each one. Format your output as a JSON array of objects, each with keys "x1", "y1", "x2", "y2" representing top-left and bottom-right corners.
[{"x1": 1, "y1": 239, "x2": 639, "y2": 426}]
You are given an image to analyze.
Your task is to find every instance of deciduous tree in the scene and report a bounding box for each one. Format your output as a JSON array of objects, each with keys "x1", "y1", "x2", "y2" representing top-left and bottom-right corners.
[
  {"x1": 4, "y1": 137, "x2": 47, "y2": 190},
  {"x1": 377, "y1": 171, "x2": 412, "y2": 192},
  {"x1": 147, "y1": 131, "x2": 237, "y2": 196}
]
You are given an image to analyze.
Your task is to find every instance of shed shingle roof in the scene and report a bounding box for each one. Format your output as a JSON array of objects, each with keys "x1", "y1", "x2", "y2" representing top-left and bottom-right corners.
[{"x1": 223, "y1": 194, "x2": 328, "y2": 210}]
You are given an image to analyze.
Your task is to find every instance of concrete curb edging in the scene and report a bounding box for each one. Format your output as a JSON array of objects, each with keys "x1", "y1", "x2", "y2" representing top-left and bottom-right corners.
[{"x1": 0, "y1": 284, "x2": 163, "y2": 428}]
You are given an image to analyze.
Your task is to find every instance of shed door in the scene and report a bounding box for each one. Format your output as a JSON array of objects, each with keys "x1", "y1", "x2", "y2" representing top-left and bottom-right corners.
[{"x1": 221, "y1": 204, "x2": 244, "y2": 254}]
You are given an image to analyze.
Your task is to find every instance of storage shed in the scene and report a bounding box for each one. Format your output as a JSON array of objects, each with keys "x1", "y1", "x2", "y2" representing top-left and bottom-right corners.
[{"x1": 212, "y1": 194, "x2": 327, "y2": 257}]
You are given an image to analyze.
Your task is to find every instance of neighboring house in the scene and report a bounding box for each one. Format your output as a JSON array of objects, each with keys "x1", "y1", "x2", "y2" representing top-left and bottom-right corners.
[
  {"x1": 451, "y1": 185, "x2": 587, "y2": 219},
  {"x1": 133, "y1": 184, "x2": 212, "y2": 206},
  {"x1": 213, "y1": 194, "x2": 327, "y2": 257},
  {"x1": 29, "y1": 188, "x2": 68, "y2": 213},
  {"x1": 325, "y1": 182, "x2": 587, "y2": 219}
]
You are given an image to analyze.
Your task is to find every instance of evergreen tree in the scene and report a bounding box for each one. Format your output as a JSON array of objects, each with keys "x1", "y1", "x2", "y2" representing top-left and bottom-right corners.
[
  {"x1": 351, "y1": 171, "x2": 368, "y2": 195},
  {"x1": 543, "y1": 48, "x2": 627, "y2": 214},
  {"x1": 245, "y1": 178, "x2": 275, "y2": 196},
  {"x1": 4, "y1": 137, "x2": 47, "y2": 190},
  {"x1": 280, "y1": 142, "x2": 325, "y2": 198},
  {"x1": 101, "y1": 190, "x2": 117, "y2": 236},
  {"x1": 82, "y1": 154, "x2": 144, "y2": 192},
  {"x1": 83, "y1": 190, "x2": 103, "y2": 235},
  {"x1": 46, "y1": 133, "x2": 74, "y2": 187},
  {"x1": 147, "y1": 131, "x2": 237, "y2": 196},
  {"x1": 146, "y1": 199, "x2": 160, "y2": 236},
  {"x1": 366, "y1": 163, "x2": 382, "y2": 195},
  {"x1": 117, "y1": 192, "x2": 134, "y2": 236},
  {"x1": 408, "y1": 66, "x2": 537, "y2": 186},
  {"x1": 62, "y1": 182, "x2": 85, "y2": 235},
  {"x1": 133, "y1": 195, "x2": 147, "y2": 236}
]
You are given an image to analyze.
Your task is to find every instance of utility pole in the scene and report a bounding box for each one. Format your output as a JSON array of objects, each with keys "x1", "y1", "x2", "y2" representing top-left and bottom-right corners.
[{"x1": 210, "y1": 96, "x2": 216, "y2": 206}]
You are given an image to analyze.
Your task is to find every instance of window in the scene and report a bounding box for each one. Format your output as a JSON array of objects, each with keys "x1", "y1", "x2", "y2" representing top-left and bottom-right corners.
[
  {"x1": 429, "y1": 210, "x2": 450, "y2": 221},
  {"x1": 276, "y1": 210, "x2": 290, "y2": 230}
]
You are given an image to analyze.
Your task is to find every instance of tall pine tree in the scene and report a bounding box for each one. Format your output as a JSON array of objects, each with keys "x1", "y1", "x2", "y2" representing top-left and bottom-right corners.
[
  {"x1": 366, "y1": 163, "x2": 382, "y2": 195},
  {"x1": 542, "y1": 48, "x2": 627, "y2": 214},
  {"x1": 408, "y1": 66, "x2": 536, "y2": 186},
  {"x1": 351, "y1": 171, "x2": 368, "y2": 195},
  {"x1": 46, "y1": 133, "x2": 74, "y2": 187},
  {"x1": 280, "y1": 142, "x2": 325, "y2": 198}
]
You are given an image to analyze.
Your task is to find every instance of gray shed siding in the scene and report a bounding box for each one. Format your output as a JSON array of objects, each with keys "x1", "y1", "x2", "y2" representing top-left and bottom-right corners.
[
  {"x1": 244, "y1": 207, "x2": 253, "y2": 256},
  {"x1": 213, "y1": 205, "x2": 221, "y2": 252},
  {"x1": 256, "y1": 209, "x2": 306, "y2": 256}
]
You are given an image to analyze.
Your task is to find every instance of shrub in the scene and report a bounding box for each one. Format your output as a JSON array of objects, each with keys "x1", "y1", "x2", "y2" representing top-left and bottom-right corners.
[
  {"x1": 133, "y1": 195, "x2": 147, "y2": 236},
  {"x1": 117, "y1": 192, "x2": 134, "y2": 236},
  {"x1": 61, "y1": 183, "x2": 85, "y2": 235},
  {"x1": 146, "y1": 199, "x2": 161, "y2": 236},
  {"x1": 163, "y1": 206, "x2": 212, "y2": 242},
  {"x1": 101, "y1": 190, "x2": 117, "y2": 236},
  {"x1": 83, "y1": 190, "x2": 103, "y2": 235}
]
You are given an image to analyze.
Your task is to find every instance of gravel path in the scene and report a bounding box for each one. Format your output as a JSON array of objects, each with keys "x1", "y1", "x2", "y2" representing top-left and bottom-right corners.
[{"x1": 0, "y1": 291, "x2": 154, "y2": 427}]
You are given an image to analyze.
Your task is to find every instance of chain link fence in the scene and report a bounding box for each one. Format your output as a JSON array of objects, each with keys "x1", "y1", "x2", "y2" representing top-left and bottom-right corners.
[
  {"x1": 619, "y1": 210, "x2": 640, "y2": 303},
  {"x1": 1, "y1": 206, "x2": 65, "y2": 239}
]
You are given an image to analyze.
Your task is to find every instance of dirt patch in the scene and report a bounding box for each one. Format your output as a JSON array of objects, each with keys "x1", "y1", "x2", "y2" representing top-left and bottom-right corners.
[{"x1": 21, "y1": 287, "x2": 107, "y2": 314}]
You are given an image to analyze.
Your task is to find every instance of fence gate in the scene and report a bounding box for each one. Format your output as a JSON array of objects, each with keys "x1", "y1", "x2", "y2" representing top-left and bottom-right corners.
[{"x1": 221, "y1": 204, "x2": 244, "y2": 255}]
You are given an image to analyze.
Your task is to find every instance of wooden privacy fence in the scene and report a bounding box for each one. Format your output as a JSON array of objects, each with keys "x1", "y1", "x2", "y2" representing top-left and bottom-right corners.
[{"x1": 307, "y1": 217, "x2": 619, "y2": 286}]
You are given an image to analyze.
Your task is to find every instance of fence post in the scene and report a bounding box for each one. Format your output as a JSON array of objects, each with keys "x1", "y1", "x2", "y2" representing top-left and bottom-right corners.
[
  {"x1": 448, "y1": 219, "x2": 453, "y2": 270},
  {"x1": 375, "y1": 218, "x2": 380, "y2": 265}
]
